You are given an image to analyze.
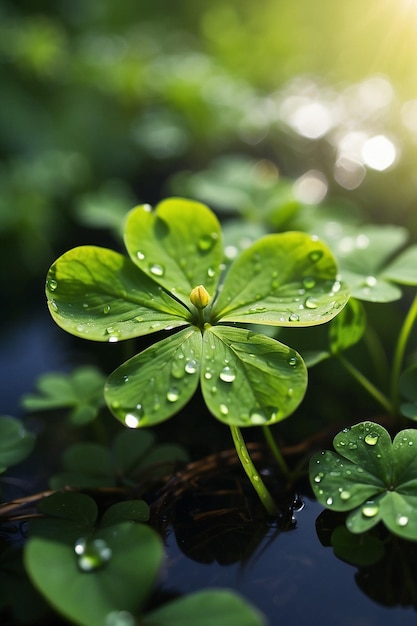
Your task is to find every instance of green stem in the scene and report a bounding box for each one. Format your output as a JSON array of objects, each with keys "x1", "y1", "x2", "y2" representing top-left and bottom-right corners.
[
  {"x1": 262, "y1": 426, "x2": 290, "y2": 479},
  {"x1": 337, "y1": 354, "x2": 393, "y2": 414},
  {"x1": 391, "y1": 292, "x2": 417, "y2": 414},
  {"x1": 230, "y1": 425, "x2": 279, "y2": 516}
]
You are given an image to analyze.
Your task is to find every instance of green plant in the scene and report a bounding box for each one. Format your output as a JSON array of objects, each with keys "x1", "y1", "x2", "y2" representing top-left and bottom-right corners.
[
  {"x1": 310, "y1": 421, "x2": 417, "y2": 541},
  {"x1": 45, "y1": 197, "x2": 349, "y2": 513},
  {"x1": 0, "y1": 415, "x2": 35, "y2": 477},
  {"x1": 24, "y1": 492, "x2": 265, "y2": 626}
]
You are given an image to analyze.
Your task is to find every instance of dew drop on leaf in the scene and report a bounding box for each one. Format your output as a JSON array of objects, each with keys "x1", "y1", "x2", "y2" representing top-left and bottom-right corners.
[
  {"x1": 74, "y1": 538, "x2": 112, "y2": 572},
  {"x1": 288, "y1": 313, "x2": 300, "y2": 322},
  {"x1": 219, "y1": 404, "x2": 229, "y2": 415},
  {"x1": 249, "y1": 410, "x2": 268, "y2": 425},
  {"x1": 207, "y1": 267, "x2": 216, "y2": 278},
  {"x1": 149, "y1": 263, "x2": 165, "y2": 277},
  {"x1": 326, "y1": 497, "x2": 333, "y2": 506},
  {"x1": 396, "y1": 514, "x2": 409, "y2": 527},
  {"x1": 309, "y1": 250, "x2": 324, "y2": 263},
  {"x1": 49, "y1": 299, "x2": 58, "y2": 311},
  {"x1": 314, "y1": 473, "x2": 324, "y2": 483},
  {"x1": 198, "y1": 233, "x2": 216, "y2": 251},
  {"x1": 47, "y1": 279, "x2": 57, "y2": 291},
  {"x1": 362, "y1": 501, "x2": 379, "y2": 518},
  {"x1": 184, "y1": 359, "x2": 197, "y2": 374},
  {"x1": 305, "y1": 297, "x2": 318, "y2": 309},
  {"x1": 288, "y1": 356, "x2": 298, "y2": 367},
  {"x1": 105, "y1": 610, "x2": 136, "y2": 626},
  {"x1": 219, "y1": 366, "x2": 236, "y2": 383},
  {"x1": 137, "y1": 251, "x2": 145, "y2": 260},
  {"x1": 167, "y1": 387, "x2": 180, "y2": 402},
  {"x1": 103, "y1": 305, "x2": 111, "y2": 314},
  {"x1": 204, "y1": 370, "x2": 212, "y2": 380},
  {"x1": 303, "y1": 276, "x2": 316, "y2": 289},
  {"x1": 364, "y1": 434, "x2": 379, "y2": 446},
  {"x1": 340, "y1": 490, "x2": 351, "y2": 501},
  {"x1": 365, "y1": 276, "x2": 377, "y2": 287}
]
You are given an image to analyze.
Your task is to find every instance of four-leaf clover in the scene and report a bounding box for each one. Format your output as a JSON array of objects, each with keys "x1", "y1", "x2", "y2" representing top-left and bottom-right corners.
[{"x1": 46, "y1": 198, "x2": 349, "y2": 429}]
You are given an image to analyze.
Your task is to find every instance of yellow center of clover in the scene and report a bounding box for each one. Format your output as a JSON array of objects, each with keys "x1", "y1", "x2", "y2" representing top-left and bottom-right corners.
[{"x1": 190, "y1": 285, "x2": 210, "y2": 309}]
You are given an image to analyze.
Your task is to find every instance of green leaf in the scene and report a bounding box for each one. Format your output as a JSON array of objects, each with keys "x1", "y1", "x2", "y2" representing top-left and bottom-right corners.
[
  {"x1": 46, "y1": 245, "x2": 189, "y2": 341},
  {"x1": 380, "y1": 244, "x2": 417, "y2": 285},
  {"x1": 328, "y1": 298, "x2": 366, "y2": 354},
  {"x1": 330, "y1": 525, "x2": 384, "y2": 566},
  {"x1": 201, "y1": 326, "x2": 307, "y2": 427},
  {"x1": 399, "y1": 365, "x2": 417, "y2": 420},
  {"x1": 25, "y1": 521, "x2": 163, "y2": 626},
  {"x1": 100, "y1": 500, "x2": 150, "y2": 527},
  {"x1": 143, "y1": 590, "x2": 265, "y2": 626},
  {"x1": 124, "y1": 199, "x2": 223, "y2": 305},
  {"x1": 0, "y1": 416, "x2": 35, "y2": 473},
  {"x1": 310, "y1": 422, "x2": 417, "y2": 540},
  {"x1": 211, "y1": 232, "x2": 349, "y2": 326},
  {"x1": 328, "y1": 225, "x2": 413, "y2": 302},
  {"x1": 22, "y1": 366, "x2": 105, "y2": 425},
  {"x1": 50, "y1": 443, "x2": 113, "y2": 489},
  {"x1": 105, "y1": 327, "x2": 202, "y2": 427},
  {"x1": 37, "y1": 492, "x2": 99, "y2": 526}
]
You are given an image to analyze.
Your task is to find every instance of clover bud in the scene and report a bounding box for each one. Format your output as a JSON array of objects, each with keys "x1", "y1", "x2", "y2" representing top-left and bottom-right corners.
[{"x1": 190, "y1": 284, "x2": 210, "y2": 309}]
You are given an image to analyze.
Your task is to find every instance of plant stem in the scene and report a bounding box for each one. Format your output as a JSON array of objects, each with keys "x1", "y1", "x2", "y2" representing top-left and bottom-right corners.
[
  {"x1": 337, "y1": 354, "x2": 393, "y2": 414},
  {"x1": 230, "y1": 425, "x2": 279, "y2": 516},
  {"x1": 391, "y1": 292, "x2": 417, "y2": 414},
  {"x1": 262, "y1": 426, "x2": 291, "y2": 479}
]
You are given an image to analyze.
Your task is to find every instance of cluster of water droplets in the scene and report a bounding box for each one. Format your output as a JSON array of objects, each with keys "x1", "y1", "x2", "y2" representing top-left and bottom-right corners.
[{"x1": 74, "y1": 537, "x2": 112, "y2": 572}]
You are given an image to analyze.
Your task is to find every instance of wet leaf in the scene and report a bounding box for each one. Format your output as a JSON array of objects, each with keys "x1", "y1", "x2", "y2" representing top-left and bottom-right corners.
[
  {"x1": 399, "y1": 364, "x2": 417, "y2": 420},
  {"x1": 46, "y1": 246, "x2": 189, "y2": 341},
  {"x1": 310, "y1": 422, "x2": 417, "y2": 540},
  {"x1": 211, "y1": 232, "x2": 349, "y2": 326},
  {"x1": 25, "y1": 503, "x2": 162, "y2": 626},
  {"x1": 0, "y1": 416, "x2": 35, "y2": 473},
  {"x1": 105, "y1": 327, "x2": 202, "y2": 428},
  {"x1": 201, "y1": 326, "x2": 307, "y2": 427},
  {"x1": 124, "y1": 198, "x2": 223, "y2": 305}
]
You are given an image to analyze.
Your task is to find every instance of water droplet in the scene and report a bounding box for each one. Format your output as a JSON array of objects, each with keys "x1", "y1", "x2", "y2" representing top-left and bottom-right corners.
[
  {"x1": 171, "y1": 360, "x2": 185, "y2": 379},
  {"x1": 167, "y1": 387, "x2": 180, "y2": 402},
  {"x1": 288, "y1": 313, "x2": 300, "y2": 322},
  {"x1": 103, "y1": 305, "x2": 111, "y2": 314},
  {"x1": 409, "y1": 441, "x2": 414, "y2": 446},
  {"x1": 303, "y1": 276, "x2": 316, "y2": 289},
  {"x1": 134, "y1": 316, "x2": 144, "y2": 322},
  {"x1": 47, "y1": 278, "x2": 57, "y2": 291},
  {"x1": 288, "y1": 356, "x2": 298, "y2": 367},
  {"x1": 74, "y1": 537, "x2": 112, "y2": 572},
  {"x1": 309, "y1": 250, "x2": 324, "y2": 263},
  {"x1": 225, "y1": 245, "x2": 239, "y2": 260},
  {"x1": 326, "y1": 497, "x2": 333, "y2": 506},
  {"x1": 362, "y1": 501, "x2": 379, "y2": 518},
  {"x1": 364, "y1": 434, "x2": 379, "y2": 446},
  {"x1": 204, "y1": 369, "x2": 212, "y2": 380},
  {"x1": 49, "y1": 299, "x2": 58, "y2": 311},
  {"x1": 314, "y1": 473, "x2": 324, "y2": 483},
  {"x1": 365, "y1": 276, "x2": 377, "y2": 287},
  {"x1": 111, "y1": 400, "x2": 120, "y2": 410},
  {"x1": 219, "y1": 404, "x2": 229, "y2": 415},
  {"x1": 219, "y1": 366, "x2": 236, "y2": 383},
  {"x1": 305, "y1": 296, "x2": 318, "y2": 309},
  {"x1": 106, "y1": 327, "x2": 121, "y2": 342},
  {"x1": 185, "y1": 359, "x2": 197, "y2": 374},
  {"x1": 149, "y1": 263, "x2": 165, "y2": 277},
  {"x1": 82, "y1": 302, "x2": 89, "y2": 308},
  {"x1": 340, "y1": 490, "x2": 351, "y2": 501},
  {"x1": 198, "y1": 233, "x2": 217, "y2": 251},
  {"x1": 396, "y1": 514, "x2": 409, "y2": 527},
  {"x1": 347, "y1": 442, "x2": 358, "y2": 450},
  {"x1": 250, "y1": 410, "x2": 268, "y2": 424},
  {"x1": 137, "y1": 251, "x2": 145, "y2": 260},
  {"x1": 105, "y1": 610, "x2": 136, "y2": 626},
  {"x1": 286, "y1": 387, "x2": 294, "y2": 399},
  {"x1": 207, "y1": 267, "x2": 216, "y2": 278}
]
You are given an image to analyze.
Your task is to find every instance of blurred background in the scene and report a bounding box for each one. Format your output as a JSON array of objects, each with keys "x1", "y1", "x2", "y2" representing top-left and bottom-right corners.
[{"x1": 2, "y1": 0, "x2": 417, "y2": 308}]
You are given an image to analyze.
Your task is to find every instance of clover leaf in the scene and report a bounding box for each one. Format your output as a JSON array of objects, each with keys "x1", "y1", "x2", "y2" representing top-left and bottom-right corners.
[
  {"x1": 0, "y1": 416, "x2": 35, "y2": 474},
  {"x1": 21, "y1": 366, "x2": 106, "y2": 425},
  {"x1": 399, "y1": 364, "x2": 417, "y2": 420},
  {"x1": 317, "y1": 223, "x2": 417, "y2": 302},
  {"x1": 46, "y1": 197, "x2": 349, "y2": 429},
  {"x1": 310, "y1": 421, "x2": 417, "y2": 541}
]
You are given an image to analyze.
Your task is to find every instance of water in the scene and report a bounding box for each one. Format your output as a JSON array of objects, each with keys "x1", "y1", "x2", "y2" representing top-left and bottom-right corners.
[{"x1": 160, "y1": 499, "x2": 417, "y2": 625}]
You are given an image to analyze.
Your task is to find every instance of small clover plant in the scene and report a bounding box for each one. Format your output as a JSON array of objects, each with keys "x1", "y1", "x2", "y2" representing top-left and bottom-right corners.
[
  {"x1": 25, "y1": 492, "x2": 265, "y2": 626},
  {"x1": 310, "y1": 421, "x2": 417, "y2": 541},
  {"x1": 46, "y1": 197, "x2": 349, "y2": 511},
  {"x1": 0, "y1": 416, "x2": 35, "y2": 476}
]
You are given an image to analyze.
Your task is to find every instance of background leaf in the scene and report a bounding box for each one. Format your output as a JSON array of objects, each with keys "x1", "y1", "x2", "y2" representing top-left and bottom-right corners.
[
  {"x1": 211, "y1": 232, "x2": 349, "y2": 326},
  {"x1": 105, "y1": 328, "x2": 202, "y2": 427},
  {"x1": 143, "y1": 589, "x2": 265, "y2": 626},
  {"x1": 0, "y1": 416, "x2": 35, "y2": 473},
  {"x1": 124, "y1": 198, "x2": 223, "y2": 305},
  {"x1": 328, "y1": 298, "x2": 366, "y2": 354},
  {"x1": 201, "y1": 326, "x2": 307, "y2": 427},
  {"x1": 46, "y1": 245, "x2": 189, "y2": 341}
]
